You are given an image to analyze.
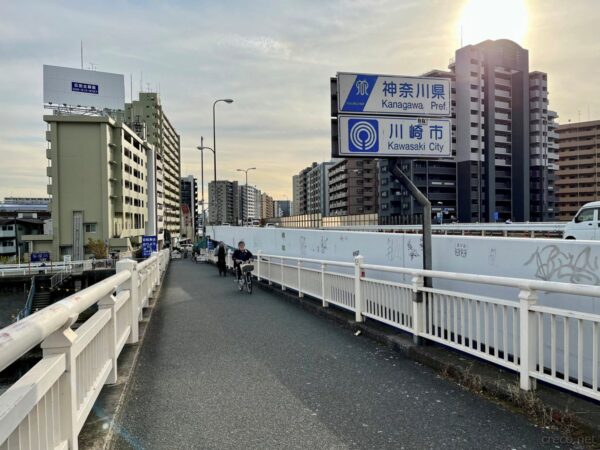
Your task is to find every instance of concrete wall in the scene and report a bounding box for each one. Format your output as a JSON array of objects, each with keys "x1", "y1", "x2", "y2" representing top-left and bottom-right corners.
[{"x1": 212, "y1": 226, "x2": 600, "y2": 316}]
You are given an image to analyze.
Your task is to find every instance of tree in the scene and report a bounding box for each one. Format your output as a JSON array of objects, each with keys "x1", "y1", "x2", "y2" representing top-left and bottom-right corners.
[{"x1": 86, "y1": 238, "x2": 107, "y2": 259}]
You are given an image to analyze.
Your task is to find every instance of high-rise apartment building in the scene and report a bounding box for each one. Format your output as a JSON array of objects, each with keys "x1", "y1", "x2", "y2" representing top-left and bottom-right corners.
[
  {"x1": 292, "y1": 162, "x2": 335, "y2": 216},
  {"x1": 208, "y1": 180, "x2": 239, "y2": 225},
  {"x1": 454, "y1": 39, "x2": 558, "y2": 222},
  {"x1": 292, "y1": 175, "x2": 300, "y2": 216},
  {"x1": 180, "y1": 175, "x2": 198, "y2": 237},
  {"x1": 39, "y1": 115, "x2": 154, "y2": 259},
  {"x1": 260, "y1": 193, "x2": 274, "y2": 219},
  {"x1": 328, "y1": 159, "x2": 378, "y2": 216},
  {"x1": 555, "y1": 120, "x2": 600, "y2": 220},
  {"x1": 239, "y1": 185, "x2": 261, "y2": 222},
  {"x1": 124, "y1": 92, "x2": 181, "y2": 243},
  {"x1": 378, "y1": 39, "x2": 558, "y2": 223}
]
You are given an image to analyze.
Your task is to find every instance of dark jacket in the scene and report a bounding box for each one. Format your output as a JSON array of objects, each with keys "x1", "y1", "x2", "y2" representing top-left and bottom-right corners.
[{"x1": 232, "y1": 249, "x2": 253, "y2": 263}]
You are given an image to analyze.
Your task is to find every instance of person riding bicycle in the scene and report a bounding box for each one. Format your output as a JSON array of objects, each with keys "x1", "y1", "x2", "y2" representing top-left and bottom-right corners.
[{"x1": 232, "y1": 241, "x2": 253, "y2": 280}]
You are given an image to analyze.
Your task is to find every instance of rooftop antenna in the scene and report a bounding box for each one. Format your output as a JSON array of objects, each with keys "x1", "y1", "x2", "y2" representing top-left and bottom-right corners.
[
  {"x1": 140, "y1": 71, "x2": 143, "y2": 93},
  {"x1": 80, "y1": 40, "x2": 83, "y2": 69},
  {"x1": 130, "y1": 74, "x2": 133, "y2": 103}
]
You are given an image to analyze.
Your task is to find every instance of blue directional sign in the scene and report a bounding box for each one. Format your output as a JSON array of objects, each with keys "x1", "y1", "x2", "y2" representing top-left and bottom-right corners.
[
  {"x1": 339, "y1": 115, "x2": 451, "y2": 158},
  {"x1": 142, "y1": 235, "x2": 158, "y2": 258},
  {"x1": 338, "y1": 73, "x2": 451, "y2": 117},
  {"x1": 31, "y1": 252, "x2": 50, "y2": 262}
]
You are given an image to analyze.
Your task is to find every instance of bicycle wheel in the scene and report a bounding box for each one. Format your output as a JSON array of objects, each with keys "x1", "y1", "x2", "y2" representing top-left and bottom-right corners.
[{"x1": 246, "y1": 274, "x2": 252, "y2": 294}]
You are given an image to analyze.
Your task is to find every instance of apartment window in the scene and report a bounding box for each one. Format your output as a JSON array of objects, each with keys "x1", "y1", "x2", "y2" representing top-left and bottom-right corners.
[
  {"x1": 2, "y1": 240, "x2": 15, "y2": 247},
  {"x1": 84, "y1": 223, "x2": 97, "y2": 233},
  {"x1": 1, "y1": 225, "x2": 14, "y2": 231}
]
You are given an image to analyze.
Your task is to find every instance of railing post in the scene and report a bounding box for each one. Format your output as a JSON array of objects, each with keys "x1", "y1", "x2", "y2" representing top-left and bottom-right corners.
[
  {"x1": 321, "y1": 263, "x2": 328, "y2": 307},
  {"x1": 41, "y1": 316, "x2": 79, "y2": 450},
  {"x1": 281, "y1": 257, "x2": 286, "y2": 290},
  {"x1": 354, "y1": 255, "x2": 364, "y2": 322},
  {"x1": 267, "y1": 257, "x2": 272, "y2": 285},
  {"x1": 151, "y1": 251, "x2": 159, "y2": 289},
  {"x1": 98, "y1": 293, "x2": 118, "y2": 384},
  {"x1": 519, "y1": 288, "x2": 538, "y2": 391},
  {"x1": 411, "y1": 275, "x2": 425, "y2": 345},
  {"x1": 297, "y1": 260, "x2": 303, "y2": 297},
  {"x1": 256, "y1": 251, "x2": 261, "y2": 281},
  {"x1": 117, "y1": 259, "x2": 139, "y2": 344}
]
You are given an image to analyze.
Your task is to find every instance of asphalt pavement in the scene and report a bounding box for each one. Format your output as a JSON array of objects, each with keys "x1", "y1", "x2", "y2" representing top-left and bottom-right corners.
[{"x1": 111, "y1": 259, "x2": 577, "y2": 450}]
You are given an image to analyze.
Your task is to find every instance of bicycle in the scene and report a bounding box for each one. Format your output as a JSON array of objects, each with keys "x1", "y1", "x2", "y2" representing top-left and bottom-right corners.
[{"x1": 236, "y1": 261, "x2": 254, "y2": 294}]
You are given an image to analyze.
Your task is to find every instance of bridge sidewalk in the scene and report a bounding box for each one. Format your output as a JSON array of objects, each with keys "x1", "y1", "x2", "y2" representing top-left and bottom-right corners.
[{"x1": 110, "y1": 260, "x2": 580, "y2": 450}]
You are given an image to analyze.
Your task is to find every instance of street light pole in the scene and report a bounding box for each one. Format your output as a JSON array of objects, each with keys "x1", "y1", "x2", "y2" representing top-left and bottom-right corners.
[
  {"x1": 212, "y1": 98, "x2": 234, "y2": 195},
  {"x1": 237, "y1": 167, "x2": 256, "y2": 224},
  {"x1": 197, "y1": 142, "x2": 215, "y2": 228},
  {"x1": 200, "y1": 136, "x2": 205, "y2": 237}
]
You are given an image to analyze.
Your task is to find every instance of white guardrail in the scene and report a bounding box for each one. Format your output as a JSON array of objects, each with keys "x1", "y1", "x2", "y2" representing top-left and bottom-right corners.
[
  {"x1": 326, "y1": 222, "x2": 567, "y2": 237},
  {"x1": 248, "y1": 252, "x2": 600, "y2": 402},
  {"x1": 0, "y1": 249, "x2": 170, "y2": 450}
]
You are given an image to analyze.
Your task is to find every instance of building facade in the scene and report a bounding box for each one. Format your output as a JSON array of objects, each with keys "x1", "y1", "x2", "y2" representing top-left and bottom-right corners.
[
  {"x1": 454, "y1": 39, "x2": 558, "y2": 222},
  {"x1": 328, "y1": 159, "x2": 378, "y2": 216},
  {"x1": 180, "y1": 175, "x2": 198, "y2": 237},
  {"x1": 38, "y1": 115, "x2": 154, "y2": 260},
  {"x1": 124, "y1": 92, "x2": 181, "y2": 243},
  {"x1": 239, "y1": 185, "x2": 261, "y2": 222},
  {"x1": 260, "y1": 193, "x2": 274, "y2": 220},
  {"x1": 555, "y1": 120, "x2": 600, "y2": 220},
  {"x1": 378, "y1": 40, "x2": 559, "y2": 224},
  {"x1": 273, "y1": 200, "x2": 291, "y2": 217},
  {"x1": 208, "y1": 180, "x2": 239, "y2": 225}
]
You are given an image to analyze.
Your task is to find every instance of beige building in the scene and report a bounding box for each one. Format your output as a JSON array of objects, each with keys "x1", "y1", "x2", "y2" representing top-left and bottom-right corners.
[
  {"x1": 260, "y1": 193, "x2": 274, "y2": 219},
  {"x1": 555, "y1": 120, "x2": 600, "y2": 220},
  {"x1": 27, "y1": 115, "x2": 154, "y2": 260},
  {"x1": 124, "y1": 92, "x2": 181, "y2": 244}
]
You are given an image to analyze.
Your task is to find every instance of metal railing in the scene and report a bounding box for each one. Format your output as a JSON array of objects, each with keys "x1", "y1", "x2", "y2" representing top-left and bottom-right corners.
[
  {"x1": 0, "y1": 259, "x2": 113, "y2": 277},
  {"x1": 16, "y1": 276, "x2": 36, "y2": 321},
  {"x1": 0, "y1": 249, "x2": 170, "y2": 449},
  {"x1": 251, "y1": 252, "x2": 600, "y2": 402}
]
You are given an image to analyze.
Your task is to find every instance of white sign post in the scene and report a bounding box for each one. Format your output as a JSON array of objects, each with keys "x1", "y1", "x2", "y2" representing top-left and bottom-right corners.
[{"x1": 338, "y1": 115, "x2": 451, "y2": 158}]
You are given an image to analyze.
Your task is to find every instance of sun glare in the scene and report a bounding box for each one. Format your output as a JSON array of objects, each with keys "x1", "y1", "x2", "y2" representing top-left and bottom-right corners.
[{"x1": 459, "y1": 0, "x2": 528, "y2": 46}]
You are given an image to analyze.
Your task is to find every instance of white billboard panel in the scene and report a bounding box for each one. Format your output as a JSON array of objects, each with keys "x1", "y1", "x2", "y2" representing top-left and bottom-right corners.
[
  {"x1": 43, "y1": 65, "x2": 125, "y2": 110},
  {"x1": 338, "y1": 72, "x2": 450, "y2": 117},
  {"x1": 338, "y1": 115, "x2": 451, "y2": 158}
]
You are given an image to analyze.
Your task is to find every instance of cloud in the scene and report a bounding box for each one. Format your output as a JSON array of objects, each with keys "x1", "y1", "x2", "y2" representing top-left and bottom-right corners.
[{"x1": 0, "y1": 0, "x2": 599, "y2": 202}]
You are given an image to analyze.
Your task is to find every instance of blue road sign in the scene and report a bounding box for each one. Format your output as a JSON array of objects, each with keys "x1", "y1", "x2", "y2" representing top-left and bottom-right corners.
[
  {"x1": 142, "y1": 235, "x2": 158, "y2": 258},
  {"x1": 31, "y1": 252, "x2": 50, "y2": 262}
]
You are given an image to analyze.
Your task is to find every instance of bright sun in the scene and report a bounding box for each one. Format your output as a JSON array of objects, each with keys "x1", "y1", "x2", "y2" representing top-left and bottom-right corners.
[{"x1": 459, "y1": 0, "x2": 528, "y2": 46}]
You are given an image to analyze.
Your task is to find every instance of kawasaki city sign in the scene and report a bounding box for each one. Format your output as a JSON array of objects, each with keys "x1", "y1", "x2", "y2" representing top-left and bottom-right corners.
[{"x1": 338, "y1": 115, "x2": 451, "y2": 158}]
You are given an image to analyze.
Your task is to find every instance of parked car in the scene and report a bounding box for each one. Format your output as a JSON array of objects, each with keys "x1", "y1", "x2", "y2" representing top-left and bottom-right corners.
[{"x1": 563, "y1": 201, "x2": 600, "y2": 240}]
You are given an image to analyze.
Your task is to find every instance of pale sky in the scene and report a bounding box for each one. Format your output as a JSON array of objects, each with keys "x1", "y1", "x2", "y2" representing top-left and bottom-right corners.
[{"x1": 0, "y1": 0, "x2": 598, "y2": 201}]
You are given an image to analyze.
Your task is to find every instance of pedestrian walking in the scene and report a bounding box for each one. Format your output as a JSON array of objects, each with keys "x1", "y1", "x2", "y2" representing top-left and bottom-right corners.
[{"x1": 216, "y1": 242, "x2": 227, "y2": 276}]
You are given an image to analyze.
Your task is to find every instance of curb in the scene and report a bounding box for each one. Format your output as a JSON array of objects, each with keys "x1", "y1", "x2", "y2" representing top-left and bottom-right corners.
[{"x1": 256, "y1": 278, "x2": 600, "y2": 445}]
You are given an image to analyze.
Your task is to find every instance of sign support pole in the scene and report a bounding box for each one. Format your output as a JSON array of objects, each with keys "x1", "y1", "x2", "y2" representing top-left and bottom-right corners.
[{"x1": 391, "y1": 159, "x2": 432, "y2": 288}]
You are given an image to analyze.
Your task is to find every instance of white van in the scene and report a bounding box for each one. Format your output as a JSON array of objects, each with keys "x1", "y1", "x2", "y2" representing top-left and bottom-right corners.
[{"x1": 563, "y1": 201, "x2": 600, "y2": 240}]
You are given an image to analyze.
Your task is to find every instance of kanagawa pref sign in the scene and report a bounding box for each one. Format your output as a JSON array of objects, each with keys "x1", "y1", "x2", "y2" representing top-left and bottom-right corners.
[
  {"x1": 338, "y1": 115, "x2": 451, "y2": 158},
  {"x1": 337, "y1": 72, "x2": 450, "y2": 117}
]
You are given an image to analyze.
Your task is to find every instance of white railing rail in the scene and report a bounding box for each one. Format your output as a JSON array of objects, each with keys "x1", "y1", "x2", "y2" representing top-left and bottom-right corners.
[
  {"x1": 0, "y1": 249, "x2": 170, "y2": 450},
  {"x1": 252, "y1": 252, "x2": 600, "y2": 402},
  {"x1": 326, "y1": 222, "x2": 566, "y2": 237}
]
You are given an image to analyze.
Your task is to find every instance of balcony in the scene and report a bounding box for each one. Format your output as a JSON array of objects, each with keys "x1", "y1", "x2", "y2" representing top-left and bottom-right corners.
[{"x1": 0, "y1": 242, "x2": 16, "y2": 254}]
